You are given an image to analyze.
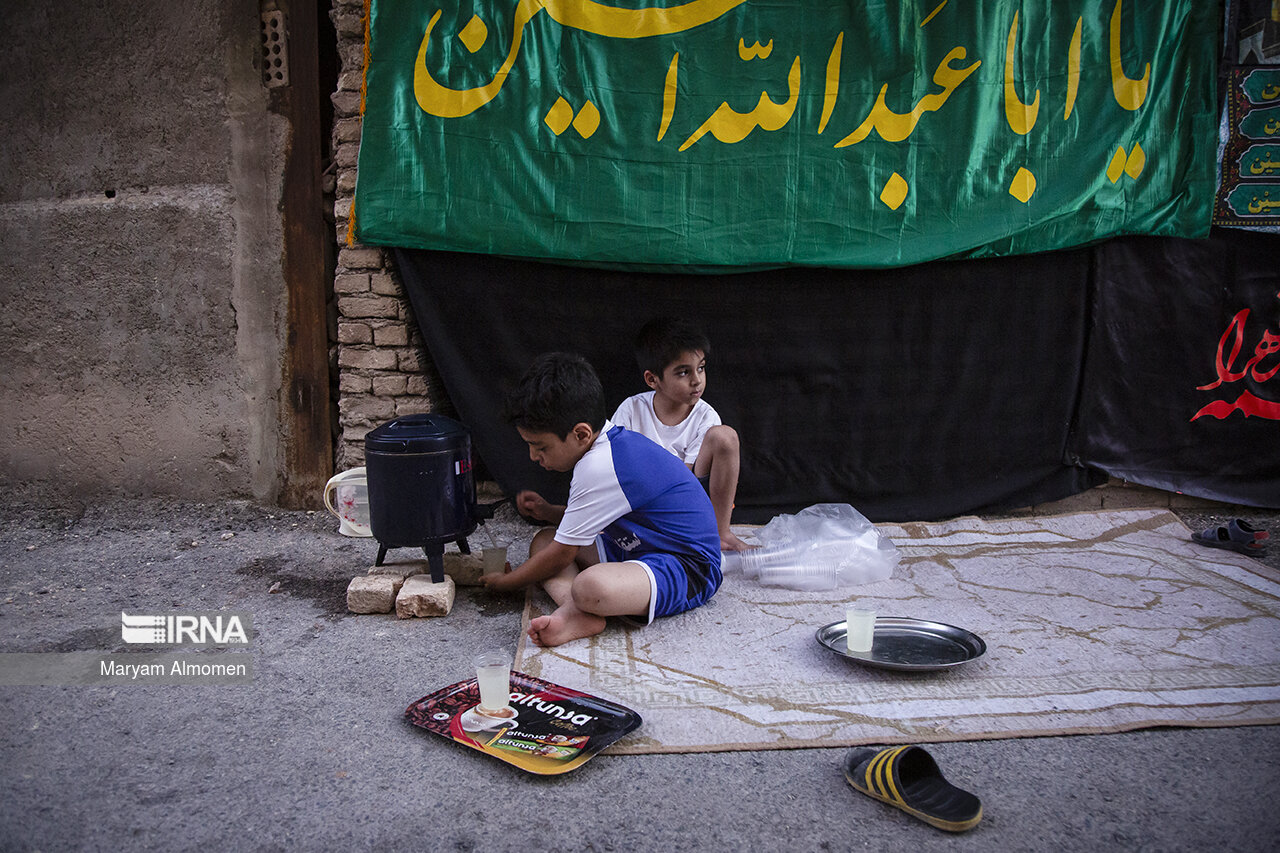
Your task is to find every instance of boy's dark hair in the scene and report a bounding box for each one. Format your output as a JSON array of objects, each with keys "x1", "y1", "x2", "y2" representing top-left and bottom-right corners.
[
  {"x1": 504, "y1": 352, "x2": 606, "y2": 438},
  {"x1": 634, "y1": 316, "x2": 711, "y2": 377}
]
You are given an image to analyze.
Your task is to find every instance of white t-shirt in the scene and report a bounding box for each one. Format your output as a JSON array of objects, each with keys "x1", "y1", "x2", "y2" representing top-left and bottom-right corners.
[{"x1": 610, "y1": 391, "x2": 721, "y2": 465}]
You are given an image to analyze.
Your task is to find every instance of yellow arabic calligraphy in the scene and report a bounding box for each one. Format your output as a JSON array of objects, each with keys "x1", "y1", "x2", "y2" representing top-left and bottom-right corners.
[
  {"x1": 679, "y1": 55, "x2": 801, "y2": 150},
  {"x1": 739, "y1": 38, "x2": 773, "y2": 60},
  {"x1": 413, "y1": 0, "x2": 1169, "y2": 168},
  {"x1": 921, "y1": 1, "x2": 948, "y2": 28},
  {"x1": 1004, "y1": 11, "x2": 1039, "y2": 135},
  {"x1": 1262, "y1": 84, "x2": 1280, "y2": 101},
  {"x1": 1109, "y1": 0, "x2": 1149, "y2": 111},
  {"x1": 834, "y1": 47, "x2": 981, "y2": 147},
  {"x1": 1265, "y1": 118, "x2": 1280, "y2": 135},
  {"x1": 658, "y1": 54, "x2": 680, "y2": 141},
  {"x1": 414, "y1": 0, "x2": 750, "y2": 118},
  {"x1": 1248, "y1": 192, "x2": 1280, "y2": 214},
  {"x1": 1064, "y1": 17, "x2": 1082, "y2": 119},
  {"x1": 818, "y1": 33, "x2": 843, "y2": 135},
  {"x1": 1249, "y1": 154, "x2": 1279, "y2": 175}
]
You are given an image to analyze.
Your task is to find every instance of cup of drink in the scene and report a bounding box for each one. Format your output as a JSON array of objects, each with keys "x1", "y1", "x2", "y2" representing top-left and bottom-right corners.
[
  {"x1": 846, "y1": 607, "x2": 876, "y2": 653},
  {"x1": 474, "y1": 650, "x2": 512, "y2": 715},
  {"x1": 482, "y1": 546, "x2": 509, "y2": 575}
]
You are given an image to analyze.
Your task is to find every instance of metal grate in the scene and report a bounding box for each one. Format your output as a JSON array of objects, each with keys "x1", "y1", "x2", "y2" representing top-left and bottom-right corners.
[{"x1": 260, "y1": 10, "x2": 289, "y2": 88}]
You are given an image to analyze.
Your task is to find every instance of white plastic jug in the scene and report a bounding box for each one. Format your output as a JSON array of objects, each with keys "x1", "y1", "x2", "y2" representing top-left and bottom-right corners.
[{"x1": 323, "y1": 467, "x2": 372, "y2": 537}]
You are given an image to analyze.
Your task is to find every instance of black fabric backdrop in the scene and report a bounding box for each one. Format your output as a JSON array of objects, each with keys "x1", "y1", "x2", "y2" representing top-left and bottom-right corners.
[
  {"x1": 391, "y1": 228, "x2": 1278, "y2": 522},
  {"x1": 1076, "y1": 228, "x2": 1280, "y2": 506},
  {"x1": 393, "y1": 247, "x2": 1095, "y2": 523}
]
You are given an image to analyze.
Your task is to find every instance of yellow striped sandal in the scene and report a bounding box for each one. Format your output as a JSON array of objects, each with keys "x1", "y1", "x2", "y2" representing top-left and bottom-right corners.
[{"x1": 842, "y1": 745, "x2": 983, "y2": 832}]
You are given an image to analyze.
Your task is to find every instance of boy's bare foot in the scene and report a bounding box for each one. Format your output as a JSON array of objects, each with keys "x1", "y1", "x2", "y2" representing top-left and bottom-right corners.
[
  {"x1": 720, "y1": 530, "x2": 757, "y2": 552},
  {"x1": 528, "y1": 603, "x2": 607, "y2": 647}
]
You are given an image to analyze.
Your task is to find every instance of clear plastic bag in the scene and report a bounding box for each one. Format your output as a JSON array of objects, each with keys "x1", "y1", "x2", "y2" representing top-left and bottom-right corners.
[{"x1": 721, "y1": 503, "x2": 899, "y2": 591}]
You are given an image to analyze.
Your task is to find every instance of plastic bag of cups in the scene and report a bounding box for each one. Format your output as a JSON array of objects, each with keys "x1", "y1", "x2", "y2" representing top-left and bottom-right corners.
[{"x1": 720, "y1": 503, "x2": 899, "y2": 591}]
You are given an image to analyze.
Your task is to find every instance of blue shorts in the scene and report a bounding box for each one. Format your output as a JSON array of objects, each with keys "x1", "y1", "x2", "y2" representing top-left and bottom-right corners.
[{"x1": 595, "y1": 536, "x2": 720, "y2": 625}]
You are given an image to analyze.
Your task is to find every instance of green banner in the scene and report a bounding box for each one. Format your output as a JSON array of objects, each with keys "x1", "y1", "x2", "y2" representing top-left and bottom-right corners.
[{"x1": 354, "y1": 0, "x2": 1218, "y2": 270}]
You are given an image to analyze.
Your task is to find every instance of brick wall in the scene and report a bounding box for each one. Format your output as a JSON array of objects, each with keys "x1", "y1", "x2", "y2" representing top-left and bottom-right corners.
[{"x1": 328, "y1": 0, "x2": 449, "y2": 469}]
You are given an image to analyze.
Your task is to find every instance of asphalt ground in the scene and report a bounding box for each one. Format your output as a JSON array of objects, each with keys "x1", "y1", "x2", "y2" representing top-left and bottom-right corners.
[{"x1": 2, "y1": 494, "x2": 1278, "y2": 852}]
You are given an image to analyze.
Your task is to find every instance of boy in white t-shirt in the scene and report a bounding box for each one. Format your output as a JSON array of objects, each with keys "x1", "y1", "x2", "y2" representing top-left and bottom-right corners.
[
  {"x1": 488, "y1": 352, "x2": 722, "y2": 648},
  {"x1": 612, "y1": 317, "x2": 752, "y2": 552}
]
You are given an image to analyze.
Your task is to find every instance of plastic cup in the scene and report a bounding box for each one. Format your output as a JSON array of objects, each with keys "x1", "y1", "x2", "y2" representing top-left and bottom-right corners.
[
  {"x1": 482, "y1": 546, "x2": 508, "y2": 575},
  {"x1": 474, "y1": 650, "x2": 512, "y2": 714},
  {"x1": 846, "y1": 608, "x2": 876, "y2": 653}
]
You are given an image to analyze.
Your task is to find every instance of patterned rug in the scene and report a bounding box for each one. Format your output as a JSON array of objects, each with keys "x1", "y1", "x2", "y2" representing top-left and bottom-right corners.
[{"x1": 514, "y1": 509, "x2": 1280, "y2": 753}]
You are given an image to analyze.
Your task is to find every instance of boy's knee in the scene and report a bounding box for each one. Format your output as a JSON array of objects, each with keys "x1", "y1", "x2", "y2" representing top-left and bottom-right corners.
[
  {"x1": 570, "y1": 570, "x2": 611, "y2": 612},
  {"x1": 705, "y1": 424, "x2": 739, "y2": 454}
]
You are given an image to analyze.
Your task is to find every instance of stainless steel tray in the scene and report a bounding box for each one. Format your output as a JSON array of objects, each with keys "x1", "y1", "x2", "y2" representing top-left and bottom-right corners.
[{"x1": 816, "y1": 617, "x2": 986, "y2": 671}]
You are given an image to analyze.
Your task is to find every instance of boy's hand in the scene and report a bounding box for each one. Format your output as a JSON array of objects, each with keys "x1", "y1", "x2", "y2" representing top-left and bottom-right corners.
[
  {"x1": 482, "y1": 539, "x2": 577, "y2": 593},
  {"x1": 480, "y1": 567, "x2": 521, "y2": 594},
  {"x1": 516, "y1": 490, "x2": 564, "y2": 524}
]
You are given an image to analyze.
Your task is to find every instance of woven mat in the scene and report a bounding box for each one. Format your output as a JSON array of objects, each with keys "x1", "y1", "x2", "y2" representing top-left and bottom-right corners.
[{"x1": 514, "y1": 509, "x2": 1280, "y2": 753}]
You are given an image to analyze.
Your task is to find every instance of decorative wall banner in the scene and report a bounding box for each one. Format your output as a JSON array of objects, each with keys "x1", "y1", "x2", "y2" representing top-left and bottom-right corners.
[
  {"x1": 1194, "y1": 294, "x2": 1280, "y2": 423},
  {"x1": 1229, "y1": 0, "x2": 1280, "y2": 65},
  {"x1": 355, "y1": 1, "x2": 1217, "y2": 270},
  {"x1": 1214, "y1": 67, "x2": 1280, "y2": 227},
  {"x1": 1075, "y1": 228, "x2": 1280, "y2": 507}
]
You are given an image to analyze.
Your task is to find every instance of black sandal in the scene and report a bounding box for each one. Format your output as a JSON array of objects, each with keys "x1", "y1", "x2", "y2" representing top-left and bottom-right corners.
[
  {"x1": 1191, "y1": 519, "x2": 1269, "y2": 556},
  {"x1": 842, "y1": 745, "x2": 982, "y2": 832}
]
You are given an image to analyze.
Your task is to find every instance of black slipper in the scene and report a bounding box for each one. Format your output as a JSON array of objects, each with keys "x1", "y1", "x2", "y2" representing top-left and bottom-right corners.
[
  {"x1": 1191, "y1": 519, "x2": 1269, "y2": 556},
  {"x1": 842, "y1": 745, "x2": 982, "y2": 832}
]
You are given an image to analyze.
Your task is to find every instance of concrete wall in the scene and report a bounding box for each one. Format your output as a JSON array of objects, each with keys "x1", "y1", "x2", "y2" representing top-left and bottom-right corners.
[{"x1": 0, "y1": 0, "x2": 289, "y2": 501}]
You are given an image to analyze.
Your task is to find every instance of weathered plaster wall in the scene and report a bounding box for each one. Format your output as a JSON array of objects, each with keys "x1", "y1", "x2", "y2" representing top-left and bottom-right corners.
[{"x1": 0, "y1": 0, "x2": 288, "y2": 500}]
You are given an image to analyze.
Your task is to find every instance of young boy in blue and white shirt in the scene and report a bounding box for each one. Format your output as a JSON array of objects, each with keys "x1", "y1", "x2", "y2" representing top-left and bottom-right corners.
[{"x1": 486, "y1": 352, "x2": 722, "y2": 648}]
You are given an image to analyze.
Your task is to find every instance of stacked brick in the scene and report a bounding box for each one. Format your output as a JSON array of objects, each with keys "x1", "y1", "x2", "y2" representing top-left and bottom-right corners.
[
  {"x1": 328, "y1": 0, "x2": 448, "y2": 469},
  {"x1": 345, "y1": 551, "x2": 495, "y2": 617}
]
